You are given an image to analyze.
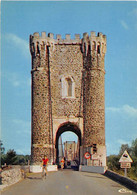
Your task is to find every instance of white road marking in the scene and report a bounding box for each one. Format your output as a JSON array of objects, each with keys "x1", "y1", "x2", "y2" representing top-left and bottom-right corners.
[{"x1": 118, "y1": 188, "x2": 132, "y2": 194}]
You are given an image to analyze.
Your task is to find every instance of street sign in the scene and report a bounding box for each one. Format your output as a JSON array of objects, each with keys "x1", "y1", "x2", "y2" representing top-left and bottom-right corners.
[
  {"x1": 119, "y1": 150, "x2": 133, "y2": 163},
  {"x1": 84, "y1": 152, "x2": 91, "y2": 159},
  {"x1": 92, "y1": 153, "x2": 99, "y2": 160},
  {"x1": 119, "y1": 150, "x2": 133, "y2": 177},
  {"x1": 120, "y1": 162, "x2": 131, "y2": 169}
]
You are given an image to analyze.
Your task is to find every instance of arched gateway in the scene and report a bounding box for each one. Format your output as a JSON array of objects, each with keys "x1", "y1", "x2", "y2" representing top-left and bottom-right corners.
[
  {"x1": 30, "y1": 31, "x2": 107, "y2": 167},
  {"x1": 55, "y1": 122, "x2": 82, "y2": 164}
]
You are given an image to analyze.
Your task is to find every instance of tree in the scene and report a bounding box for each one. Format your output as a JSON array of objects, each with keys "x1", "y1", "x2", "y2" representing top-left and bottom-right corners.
[
  {"x1": 5, "y1": 149, "x2": 18, "y2": 165},
  {"x1": 0, "y1": 140, "x2": 5, "y2": 155},
  {"x1": 0, "y1": 140, "x2": 5, "y2": 166},
  {"x1": 119, "y1": 144, "x2": 131, "y2": 156},
  {"x1": 107, "y1": 155, "x2": 120, "y2": 171},
  {"x1": 107, "y1": 138, "x2": 137, "y2": 181},
  {"x1": 17, "y1": 155, "x2": 31, "y2": 165},
  {"x1": 131, "y1": 138, "x2": 137, "y2": 157}
]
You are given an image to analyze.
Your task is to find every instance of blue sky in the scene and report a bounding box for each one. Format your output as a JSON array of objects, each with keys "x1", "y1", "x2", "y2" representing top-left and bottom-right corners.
[{"x1": 1, "y1": 1, "x2": 137, "y2": 156}]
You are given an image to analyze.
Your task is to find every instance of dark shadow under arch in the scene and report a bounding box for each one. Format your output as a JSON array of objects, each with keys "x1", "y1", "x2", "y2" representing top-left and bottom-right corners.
[{"x1": 55, "y1": 122, "x2": 82, "y2": 165}]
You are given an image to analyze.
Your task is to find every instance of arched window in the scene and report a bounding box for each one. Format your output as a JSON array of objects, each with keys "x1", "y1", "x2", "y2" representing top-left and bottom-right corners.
[
  {"x1": 97, "y1": 42, "x2": 101, "y2": 54},
  {"x1": 102, "y1": 43, "x2": 104, "y2": 53},
  {"x1": 61, "y1": 76, "x2": 75, "y2": 98},
  {"x1": 92, "y1": 41, "x2": 96, "y2": 50},
  {"x1": 66, "y1": 78, "x2": 72, "y2": 97},
  {"x1": 36, "y1": 42, "x2": 40, "y2": 55}
]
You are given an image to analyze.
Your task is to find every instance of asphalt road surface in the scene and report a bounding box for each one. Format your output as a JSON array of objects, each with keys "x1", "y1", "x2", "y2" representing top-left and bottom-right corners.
[{"x1": 1, "y1": 170, "x2": 137, "y2": 195}]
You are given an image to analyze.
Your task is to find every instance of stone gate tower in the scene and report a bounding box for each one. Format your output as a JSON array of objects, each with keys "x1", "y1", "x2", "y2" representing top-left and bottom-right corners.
[{"x1": 30, "y1": 31, "x2": 107, "y2": 166}]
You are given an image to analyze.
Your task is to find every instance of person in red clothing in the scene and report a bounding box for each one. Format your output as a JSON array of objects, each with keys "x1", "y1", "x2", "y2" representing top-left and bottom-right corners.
[
  {"x1": 60, "y1": 157, "x2": 65, "y2": 170},
  {"x1": 41, "y1": 155, "x2": 49, "y2": 178}
]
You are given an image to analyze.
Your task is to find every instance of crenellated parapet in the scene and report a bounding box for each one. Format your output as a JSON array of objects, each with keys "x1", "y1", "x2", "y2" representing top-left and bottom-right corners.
[
  {"x1": 82, "y1": 32, "x2": 106, "y2": 57},
  {"x1": 29, "y1": 31, "x2": 106, "y2": 57}
]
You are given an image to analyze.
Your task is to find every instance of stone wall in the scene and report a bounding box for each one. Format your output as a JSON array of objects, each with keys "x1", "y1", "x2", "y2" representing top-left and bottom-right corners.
[
  {"x1": 50, "y1": 44, "x2": 83, "y2": 118},
  {"x1": 31, "y1": 44, "x2": 52, "y2": 163},
  {"x1": 1, "y1": 168, "x2": 23, "y2": 187}
]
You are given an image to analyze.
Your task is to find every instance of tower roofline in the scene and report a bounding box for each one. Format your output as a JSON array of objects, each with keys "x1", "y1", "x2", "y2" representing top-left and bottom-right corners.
[{"x1": 30, "y1": 31, "x2": 106, "y2": 46}]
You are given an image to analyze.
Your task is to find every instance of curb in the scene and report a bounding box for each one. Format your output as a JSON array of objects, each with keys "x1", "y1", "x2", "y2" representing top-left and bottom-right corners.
[{"x1": 104, "y1": 170, "x2": 137, "y2": 193}]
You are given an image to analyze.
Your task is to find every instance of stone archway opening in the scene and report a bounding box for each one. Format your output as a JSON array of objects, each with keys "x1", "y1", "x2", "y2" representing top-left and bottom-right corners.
[{"x1": 55, "y1": 122, "x2": 82, "y2": 169}]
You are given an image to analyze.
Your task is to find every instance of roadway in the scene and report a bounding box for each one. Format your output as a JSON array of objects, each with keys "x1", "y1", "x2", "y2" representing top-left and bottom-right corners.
[{"x1": 1, "y1": 169, "x2": 136, "y2": 195}]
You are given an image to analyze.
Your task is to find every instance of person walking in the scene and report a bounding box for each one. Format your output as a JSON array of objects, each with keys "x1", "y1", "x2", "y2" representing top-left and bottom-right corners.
[
  {"x1": 41, "y1": 155, "x2": 49, "y2": 179},
  {"x1": 60, "y1": 157, "x2": 65, "y2": 170}
]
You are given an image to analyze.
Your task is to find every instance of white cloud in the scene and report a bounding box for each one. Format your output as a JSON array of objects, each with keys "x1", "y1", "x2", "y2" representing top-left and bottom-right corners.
[
  {"x1": 123, "y1": 105, "x2": 137, "y2": 118},
  {"x1": 16, "y1": 148, "x2": 31, "y2": 155},
  {"x1": 4, "y1": 72, "x2": 21, "y2": 87},
  {"x1": 106, "y1": 107, "x2": 120, "y2": 112},
  {"x1": 120, "y1": 20, "x2": 129, "y2": 30},
  {"x1": 13, "y1": 118, "x2": 30, "y2": 125},
  {"x1": 2, "y1": 72, "x2": 30, "y2": 88},
  {"x1": 5, "y1": 33, "x2": 29, "y2": 58},
  {"x1": 106, "y1": 139, "x2": 132, "y2": 156},
  {"x1": 117, "y1": 139, "x2": 131, "y2": 146},
  {"x1": 106, "y1": 104, "x2": 137, "y2": 118}
]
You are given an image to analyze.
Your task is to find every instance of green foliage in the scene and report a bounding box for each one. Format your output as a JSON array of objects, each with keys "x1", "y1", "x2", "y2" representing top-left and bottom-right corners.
[
  {"x1": 1, "y1": 152, "x2": 31, "y2": 166},
  {"x1": 131, "y1": 156, "x2": 137, "y2": 176},
  {"x1": 0, "y1": 140, "x2": 31, "y2": 166},
  {"x1": 107, "y1": 155, "x2": 120, "y2": 171},
  {"x1": 1, "y1": 154, "x2": 6, "y2": 165},
  {"x1": 4, "y1": 149, "x2": 18, "y2": 165},
  {"x1": 0, "y1": 140, "x2": 5, "y2": 166},
  {"x1": 107, "y1": 138, "x2": 137, "y2": 181},
  {"x1": 131, "y1": 138, "x2": 137, "y2": 157},
  {"x1": 0, "y1": 140, "x2": 5, "y2": 155},
  {"x1": 16, "y1": 155, "x2": 31, "y2": 165},
  {"x1": 119, "y1": 144, "x2": 131, "y2": 156}
]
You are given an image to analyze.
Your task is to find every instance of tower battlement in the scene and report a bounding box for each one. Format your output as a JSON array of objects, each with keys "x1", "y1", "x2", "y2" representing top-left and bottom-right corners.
[
  {"x1": 30, "y1": 31, "x2": 106, "y2": 56},
  {"x1": 31, "y1": 31, "x2": 106, "y2": 41}
]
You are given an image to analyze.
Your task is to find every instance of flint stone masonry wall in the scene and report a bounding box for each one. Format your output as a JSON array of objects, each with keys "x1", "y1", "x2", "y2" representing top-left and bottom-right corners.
[
  {"x1": 50, "y1": 44, "x2": 83, "y2": 117},
  {"x1": 30, "y1": 31, "x2": 107, "y2": 165},
  {"x1": 1, "y1": 168, "x2": 23, "y2": 187}
]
